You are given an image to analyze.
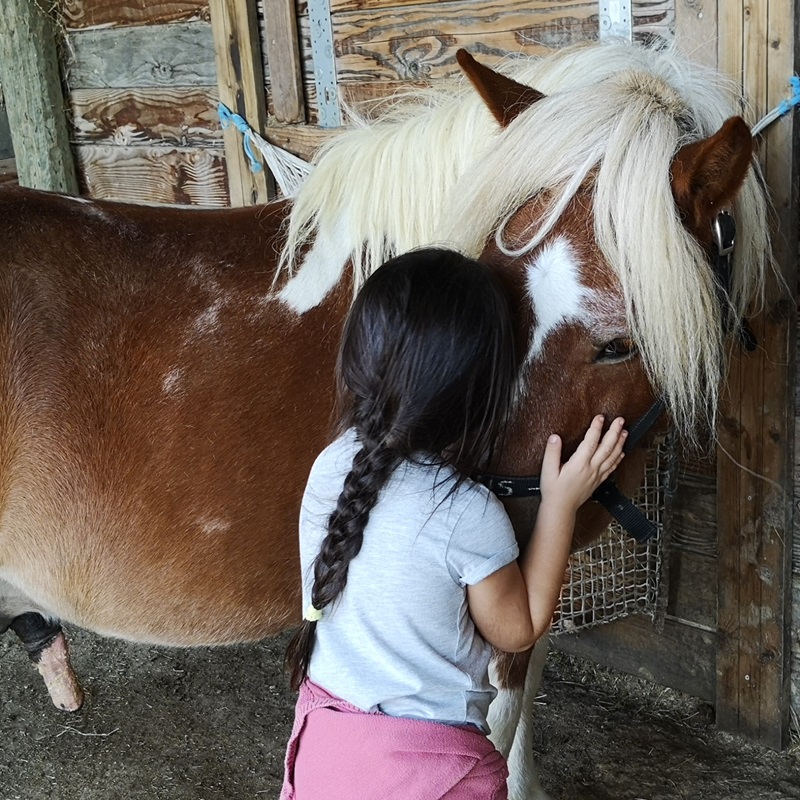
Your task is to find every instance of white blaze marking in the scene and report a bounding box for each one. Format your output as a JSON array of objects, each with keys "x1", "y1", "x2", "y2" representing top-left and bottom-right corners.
[{"x1": 525, "y1": 236, "x2": 595, "y2": 363}]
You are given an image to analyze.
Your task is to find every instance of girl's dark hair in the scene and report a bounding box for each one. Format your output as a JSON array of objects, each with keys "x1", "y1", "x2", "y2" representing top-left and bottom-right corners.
[{"x1": 286, "y1": 247, "x2": 517, "y2": 689}]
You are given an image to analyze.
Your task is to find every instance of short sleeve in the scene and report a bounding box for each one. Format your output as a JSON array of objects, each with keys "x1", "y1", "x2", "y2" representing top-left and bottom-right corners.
[{"x1": 445, "y1": 487, "x2": 519, "y2": 587}]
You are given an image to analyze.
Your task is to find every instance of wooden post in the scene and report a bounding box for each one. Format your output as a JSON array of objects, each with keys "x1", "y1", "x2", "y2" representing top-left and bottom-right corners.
[
  {"x1": 0, "y1": 0, "x2": 78, "y2": 193},
  {"x1": 678, "y1": 0, "x2": 797, "y2": 748},
  {"x1": 209, "y1": 0, "x2": 272, "y2": 206},
  {"x1": 263, "y1": 0, "x2": 306, "y2": 123}
]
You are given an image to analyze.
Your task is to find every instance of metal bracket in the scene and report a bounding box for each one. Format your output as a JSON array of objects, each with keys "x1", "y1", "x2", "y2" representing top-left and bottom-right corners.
[
  {"x1": 307, "y1": 0, "x2": 341, "y2": 128},
  {"x1": 599, "y1": 0, "x2": 633, "y2": 41}
]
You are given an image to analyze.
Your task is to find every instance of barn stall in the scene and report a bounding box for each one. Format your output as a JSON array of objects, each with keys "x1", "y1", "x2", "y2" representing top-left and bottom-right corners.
[{"x1": 0, "y1": 0, "x2": 797, "y2": 781}]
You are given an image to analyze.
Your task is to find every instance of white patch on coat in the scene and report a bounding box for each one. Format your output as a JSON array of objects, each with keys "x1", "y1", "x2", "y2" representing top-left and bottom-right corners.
[
  {"x1": 525, "y1": 236, "x2": 596, "y2": 363},
  {"x1": 163, "y1": 368, "x2": 183, "y2": 395},
  {"x1": 191, "y1": 297, "x2": 224, "y2": 337},
  {"x1": 198, "y1": 518, "x2": 231, "y2": 536},
  {"x1": 487, "y1": 662, "x2": 523, "y2": 759},
  {"x1": 278, "y1": 217, "x2": 353, "y2": 314}
]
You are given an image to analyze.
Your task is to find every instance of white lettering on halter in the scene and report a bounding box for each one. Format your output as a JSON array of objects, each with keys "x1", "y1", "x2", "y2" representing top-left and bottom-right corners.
[{"x1": 524, "y1": 236, "x2": 595, "y2": 364}]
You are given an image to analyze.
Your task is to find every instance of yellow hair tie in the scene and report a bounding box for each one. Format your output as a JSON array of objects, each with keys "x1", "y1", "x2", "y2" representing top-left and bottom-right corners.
[{"x1": 303, "y1": 604, "x2": 323, "y2": 622}]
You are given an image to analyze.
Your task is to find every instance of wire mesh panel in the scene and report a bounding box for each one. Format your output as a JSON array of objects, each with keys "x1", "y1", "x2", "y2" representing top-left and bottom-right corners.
[{"x1": 552, "y1": 434, "x2": 675, "y2": 634}]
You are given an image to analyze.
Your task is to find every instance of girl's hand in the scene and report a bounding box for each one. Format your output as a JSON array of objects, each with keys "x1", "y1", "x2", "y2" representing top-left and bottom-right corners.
[{"x1": 540, "y1": 416, "x2": 627, "y2": 513}]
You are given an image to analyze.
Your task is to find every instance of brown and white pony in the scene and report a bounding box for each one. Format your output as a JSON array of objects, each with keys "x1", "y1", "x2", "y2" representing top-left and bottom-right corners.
[{"x1": 0, "y1": 42, "x2": 768, "y2": 800}]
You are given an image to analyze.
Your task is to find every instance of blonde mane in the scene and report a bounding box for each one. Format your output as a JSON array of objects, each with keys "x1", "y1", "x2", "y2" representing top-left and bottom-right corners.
[{"x1": 277, "y1": 41, "x2": 770, "y2": 436}]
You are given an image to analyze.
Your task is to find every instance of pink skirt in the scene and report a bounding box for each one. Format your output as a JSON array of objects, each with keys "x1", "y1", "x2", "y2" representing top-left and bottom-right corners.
[{"x1": 280, "y1": 679, "x2": 508, "y2": 800}]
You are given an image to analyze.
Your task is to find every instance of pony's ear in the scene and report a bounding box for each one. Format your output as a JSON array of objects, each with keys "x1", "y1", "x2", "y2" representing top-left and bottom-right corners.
[
  {"x1": 671, "y1": 116, "x2": 754, "y2": 236},
  {"x1": 456, "y1": 49, "x2": 545, "y2": 127}
]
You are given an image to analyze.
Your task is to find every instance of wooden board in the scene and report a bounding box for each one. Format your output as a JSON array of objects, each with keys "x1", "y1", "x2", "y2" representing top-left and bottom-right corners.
[
  {"x1": 76, "y1": 143, "x2": 229, "y2": 206},
  {"x1": 209, "y1": 0, "x2": 272, "y2": 205},
  {"x1": 0, "y1": 158, "x2": 17, "y2": 185},
  {"x1": 60, "y1": 0, "x2": 210, "y2": 30},
  {"x1": 674, "y1": 0, "x2": 718, "y2": 68},
  {"x1": 70, "y1": 87, "x2": 223, "y2": 146},
  {"x1": 67, "y1": 22, "x2": 218, "y2": 89},
  {"x1": 552, "y1": 614, "x2": 717, "y2": 702},
  {"x1": 675, "y1": 0, "x2": 797, "y2": 750},
  {"x1": 263, "y1": 0, "x2": 305, "y2": 122}
]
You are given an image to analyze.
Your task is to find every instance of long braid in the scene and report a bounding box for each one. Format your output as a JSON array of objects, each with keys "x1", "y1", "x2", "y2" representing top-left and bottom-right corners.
[
  {"x1": 286, "y1": 435, "x2": 399, "y2": 690},
  {"x1": 285, "y1": 247, "x2": 518, "y2": 691}
]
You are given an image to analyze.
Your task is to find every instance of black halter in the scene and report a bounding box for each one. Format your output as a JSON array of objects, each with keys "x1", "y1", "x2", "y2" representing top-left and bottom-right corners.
[{"x1": 475, "y1": 212, "x2": 752, "y2": 543}]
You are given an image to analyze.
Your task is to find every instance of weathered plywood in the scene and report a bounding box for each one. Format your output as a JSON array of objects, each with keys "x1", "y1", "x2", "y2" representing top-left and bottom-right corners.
[
  {"x1": 67, "y1": 22, "x2": 217, "y2": 89},
  {"x1": 675, "y1": 0, "x2": 718, "y2": 68},
  {"x1": 76, "y1": 143, "x2": 229, "y2": 206},
  {"x1": 552, "y1": 614, "x2": 717, "y2": 702},
  {"x1": 667, "y1": 550, "x2": 717, "y2": 629},
  {"x1": 332, "y1": 0, "x2": 599, "y2": 82},
  {"x1": 263, "y1": 123, "x2": 339, "y2": 160},
  {"x1": 679, "y1": 0, "x2": 796, "y2": 750},
  {"x1": 0, "y1": 158, "x2": 17, "y2": 185},
  {"x1": 60, "y1": 0, "x2": 210, "y2": 29},
  {"x1": 70, "y1": 87, "x2": 223, "y2": 146},
  {"x1": 264, "y1": 0, "x2": 305, "y2": 122},
  {"x1": 0, "y1": 107, "x2": 12, "y2": 160}
]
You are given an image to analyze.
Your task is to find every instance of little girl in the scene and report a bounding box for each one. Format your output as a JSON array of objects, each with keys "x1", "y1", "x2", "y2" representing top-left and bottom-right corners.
[{"x1": 282, "y1": 248, "x2": 626, "y2": 799}]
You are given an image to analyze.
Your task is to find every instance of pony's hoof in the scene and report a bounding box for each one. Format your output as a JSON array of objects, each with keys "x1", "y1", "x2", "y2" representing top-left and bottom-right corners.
[{"x1": 35, "y1": 632, "x2": 85, "y2": 712}]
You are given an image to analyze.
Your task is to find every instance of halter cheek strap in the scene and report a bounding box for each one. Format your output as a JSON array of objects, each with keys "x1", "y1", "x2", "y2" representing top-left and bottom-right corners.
[{"x1": 474, "y1": 395, "x2": 665, "y2": 544}]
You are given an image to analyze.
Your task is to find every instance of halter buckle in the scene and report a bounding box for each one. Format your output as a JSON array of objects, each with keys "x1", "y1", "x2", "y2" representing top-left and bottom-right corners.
[{"x1": 713, "y1": 210, "x2": 736, "y2": 257}]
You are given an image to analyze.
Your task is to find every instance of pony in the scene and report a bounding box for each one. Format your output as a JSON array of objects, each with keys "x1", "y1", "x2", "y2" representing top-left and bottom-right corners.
[{"x1": 0, "y1": 41, "x2": 769, "y2": 800}]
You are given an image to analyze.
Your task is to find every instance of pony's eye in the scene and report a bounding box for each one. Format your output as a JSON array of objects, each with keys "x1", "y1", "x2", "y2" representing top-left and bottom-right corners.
[{"x1": 596, "y1": 338, "x2": 637, "y2": 362}]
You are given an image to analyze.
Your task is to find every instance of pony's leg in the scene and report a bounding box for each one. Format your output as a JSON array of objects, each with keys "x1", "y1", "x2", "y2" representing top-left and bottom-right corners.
[
  {"x1": 487, "y1": 638, "x2": 552, "y2": 800},
  {"x1": 9, "y1": 613, "x2": 84, "y2": 711},
  {"x1": 1, "y1": 580, "x2": 84, "y2": 712},
  {"x1": 506, "y1": 636, "x2": 551, "y2": 800}
]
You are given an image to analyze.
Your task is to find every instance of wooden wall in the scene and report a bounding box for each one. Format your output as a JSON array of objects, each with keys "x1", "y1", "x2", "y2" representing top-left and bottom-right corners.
[{"x1": 58, "y1": 0, "x2": 673, "y2": 205}]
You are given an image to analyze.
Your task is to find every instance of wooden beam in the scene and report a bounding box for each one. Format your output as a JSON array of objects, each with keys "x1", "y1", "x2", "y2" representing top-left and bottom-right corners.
[
  {"x1": 552, "y1": 615, "x2": 717, "y2": 702},
  {"x1": 263, "y1": 0, "x2": 306, "y2": 123},
  {"x1": 674, "y1": 0, "x2": 718, "y2": 68},
  {"x1": 0, "y1": 0, "x2": 79, "y2": 193},
  {"x1": 679, "y1": 0, "x2": 797, "y2": 749},
  {"x1": 209, "y1": 0, "x2": 272, "y2": 205}
]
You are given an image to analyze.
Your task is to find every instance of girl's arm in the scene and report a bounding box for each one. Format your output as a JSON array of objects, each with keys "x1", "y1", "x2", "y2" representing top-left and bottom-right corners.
[{"x1": 467, "y1": 415, "x2": 626, "y2": 653}]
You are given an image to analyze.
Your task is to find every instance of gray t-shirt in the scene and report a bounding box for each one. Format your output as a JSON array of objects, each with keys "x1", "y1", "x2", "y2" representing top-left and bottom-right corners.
[{"x1": 300, "y1": 429, "x2": 519, "y2": 732}]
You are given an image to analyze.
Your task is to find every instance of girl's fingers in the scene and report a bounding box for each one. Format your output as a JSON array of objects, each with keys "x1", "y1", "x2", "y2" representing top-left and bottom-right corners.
[
  {"x1": 573, "y1": 415, "x2": 605, "y2": 459},
  {"x1": 541, "y1": 434, "x2": 563, "y2": 485},
  {"x1": 591, "y1": 417, "x2": 626, "y2": 466}
]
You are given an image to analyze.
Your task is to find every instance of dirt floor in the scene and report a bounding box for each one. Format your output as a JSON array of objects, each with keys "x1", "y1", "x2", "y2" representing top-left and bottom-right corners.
[{"x1": 1, "y1": 625, "x2": 799, "y2": 800}]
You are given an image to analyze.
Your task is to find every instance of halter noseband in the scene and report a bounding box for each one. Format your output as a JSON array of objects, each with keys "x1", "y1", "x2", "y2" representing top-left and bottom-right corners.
[{"x1": 475, "y1": 211, "x2": 752, "y2": 543}]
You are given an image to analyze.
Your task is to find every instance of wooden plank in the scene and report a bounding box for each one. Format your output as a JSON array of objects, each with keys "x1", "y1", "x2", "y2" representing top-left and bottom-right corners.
[
  {"x1": 70, "y1": 87, "x2": 223, "y2": 147},
  {"x1": 0, "y1": 158, "x2": 17, "y2": 185},
  {"x1": 75, "y1": 143, "x2": 229, "y2": 206},
  {"x1": 264, "y1": 0, "x2": 306, "y2": 122},
  {"x1": 209, "y1": 0, "x2": 272, "y2": 205},
  {"x1": 0, "y1": 0, "x2": 79, "y2": 193},
  {"x1": 711, "y1": 0, "x2": 795, "y2": 750},
  {"x1": 67, "y1": 22, "x2": 217, "y2": 89},
  {"x1": 674, "y1": 0, "x2": 719, "y2": 68},
  {"x1": 667, "y1": 550, "x2": 717, "y2": 629},
  {"x1": 670, "y1": 464, "x2": 717, "y2": 556},
  {"x1": 0, "y1": 107, "x2": 12, "y2": 160},
  {"x1": 60, "y1": 0, "x2": 210, "y2": 30},
  {"x1": 792, "y1": 579, "x2": 800, "y2": 726},
  {"x1": 333, "y1": 0, "x2": 599, "y2": 82},
  {"x1": 552, "y1": 615, "x2": 717, "y2": 702},
  {"x1": 263, "y1": 123, "x2": 340, "y2": 161}
]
